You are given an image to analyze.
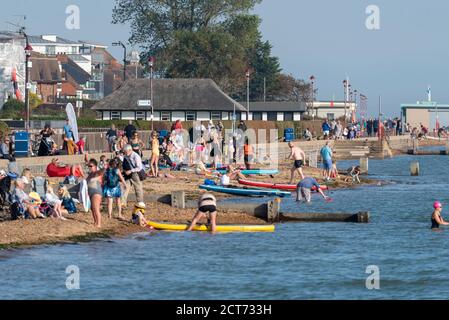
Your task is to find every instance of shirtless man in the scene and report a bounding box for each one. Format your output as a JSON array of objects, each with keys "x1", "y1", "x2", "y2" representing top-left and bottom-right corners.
[{"x1": 288, "y1": 142, "x2": 306, "y2": 184}]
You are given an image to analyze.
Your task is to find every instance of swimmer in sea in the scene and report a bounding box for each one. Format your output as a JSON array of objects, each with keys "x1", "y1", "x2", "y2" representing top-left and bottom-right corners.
[{"x1": 431, "y1": 201, "x2": 449, "y2": 230}]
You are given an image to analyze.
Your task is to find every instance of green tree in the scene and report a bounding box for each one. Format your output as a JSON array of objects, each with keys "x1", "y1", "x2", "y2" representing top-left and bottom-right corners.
[{"x1": 112, "y1": 0, "x2": 277, "y2": 94}]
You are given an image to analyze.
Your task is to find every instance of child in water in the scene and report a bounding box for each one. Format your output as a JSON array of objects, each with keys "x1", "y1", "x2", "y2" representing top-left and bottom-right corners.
[{"x1": 431, "y1": 201, "x2": 449, "y2": 230}]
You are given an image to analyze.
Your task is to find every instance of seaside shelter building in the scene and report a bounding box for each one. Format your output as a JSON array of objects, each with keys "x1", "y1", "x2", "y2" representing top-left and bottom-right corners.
[{"x1": 92, "y1": 78, "x2": 247, "y2": 121}]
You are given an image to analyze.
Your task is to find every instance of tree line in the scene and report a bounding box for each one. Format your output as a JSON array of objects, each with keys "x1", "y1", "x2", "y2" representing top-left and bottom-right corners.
[{"x1": 112, "y1": 0, "x2": 315, "y2": 103}]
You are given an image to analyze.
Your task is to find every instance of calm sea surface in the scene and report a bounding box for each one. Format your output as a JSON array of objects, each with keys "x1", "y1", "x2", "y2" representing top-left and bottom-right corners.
[{"x1": 1, "y1": 154, "x2": 449, "y2": 300}]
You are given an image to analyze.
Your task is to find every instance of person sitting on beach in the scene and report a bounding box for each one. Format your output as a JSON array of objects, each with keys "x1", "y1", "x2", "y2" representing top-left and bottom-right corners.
[
  {"x1": 227, "y1": 164, "x2": 246, "y2": 181},
  {"x1": 344, "y1": 166, "x2": 361, "y2": 184},
  {"x1": 296, "y1": 177, "x2": 329, "y2": 203},
  {"x1": 195, "y1": 161, "x2": 212, "y2": 176},
  {"x1": 431, "y1": 201, "x2": 449, "y2": 230},
  {"x1": 132, "y1": 203, "x2": 149, "y2": 227},
  {"x1": 45, "y1": 185, "x2": 67, "y2": 220},
  {"x1": 58, "y1": 186, "x2": 78, "y2": 214},
  {"x1": 46, "y1": 158, "x2": 85, "y2": 179},
  {"x1": 187, "y1": 193, "x2": 218, "y2": 233},
  {"x1": 288, "y1": 142, "x2": 306, "y2": 184},
  {"x1": 12, "y1": 178, "x2": 45, "y2": 219},
  {"x1": 20, "y1": 168, "x2": 33, "y2": 193}
]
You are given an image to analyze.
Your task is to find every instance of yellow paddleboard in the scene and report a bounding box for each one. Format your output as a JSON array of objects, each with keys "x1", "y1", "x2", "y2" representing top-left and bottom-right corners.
[{"x1": 148, "y1": 221, "x2": 275, "y2": 233}]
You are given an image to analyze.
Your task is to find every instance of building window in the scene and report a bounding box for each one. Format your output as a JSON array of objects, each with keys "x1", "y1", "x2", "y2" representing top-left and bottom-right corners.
[
  {"x1": 186, "y1": 111, "x2": 196, "y2": 121},
  {"x1": 111, "y1": 111, "x2": 121, "y2": 120},
  {"x1": 46, "y1": 46, "x2": 56, "y2": 55},
  {"x1": 267, "y1": 112, "x2": 277, "y2": 121},
  {"x1": 96, "y1": 112, "x2": 103, "y2": 120},
  {"x1": 161, "y1": 111, "x2": 171, "y2": 121},
  {"x1": 284, "y1": 112, "x2": 293, "y2": 121},
  {"x1": 136, "y1": 111, "x2": 145, "y2": 121},
  {"x1": 327, "y1": 113, "x2": 335, "y2": 121},
  {"x1": 211, "y1": 112, "x2": 221, "y2": 121},
  {"x1": 252, "y1": 112, "x2": 263, "y2": 121}
]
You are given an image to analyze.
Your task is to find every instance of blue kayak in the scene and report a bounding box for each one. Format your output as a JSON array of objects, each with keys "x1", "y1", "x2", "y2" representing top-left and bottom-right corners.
[
  {"x1": 214, "y1": 169, "x2": 279, "y2": 175},
  {"x1": 199, "y1": 184, "x2": 291, "y2": 197}
]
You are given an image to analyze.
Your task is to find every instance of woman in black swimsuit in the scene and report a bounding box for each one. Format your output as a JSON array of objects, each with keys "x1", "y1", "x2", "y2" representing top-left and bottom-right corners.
[{"x1": 431, "y1": 201, "x2": 449, "y2": 230}]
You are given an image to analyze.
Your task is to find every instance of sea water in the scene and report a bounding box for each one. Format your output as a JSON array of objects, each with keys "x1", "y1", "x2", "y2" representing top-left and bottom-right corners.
[{"x1": 1, "y1": 155, "x2": 449, "y2": 299}]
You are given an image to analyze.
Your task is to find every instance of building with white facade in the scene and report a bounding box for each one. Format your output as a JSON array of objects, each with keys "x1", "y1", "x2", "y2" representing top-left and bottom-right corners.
[{"x1": 0, "y1": 32, "x2": 25, "y2": 107}]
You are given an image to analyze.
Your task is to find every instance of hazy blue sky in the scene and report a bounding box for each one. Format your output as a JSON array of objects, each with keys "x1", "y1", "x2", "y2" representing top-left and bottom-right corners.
[{"x1": 2, "y1": 0, "x2": 449, "y2": 118}]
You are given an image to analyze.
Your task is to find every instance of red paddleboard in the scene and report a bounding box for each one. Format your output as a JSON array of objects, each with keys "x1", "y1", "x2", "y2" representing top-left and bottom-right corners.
[{"x1": 238, "y1": 179, "x2": 328, "y2": 192}]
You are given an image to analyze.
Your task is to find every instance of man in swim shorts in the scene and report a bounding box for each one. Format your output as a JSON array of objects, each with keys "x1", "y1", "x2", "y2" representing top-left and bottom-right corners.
[{"x1": 288, "y1": 142, "x2": 306, "y2": 184}]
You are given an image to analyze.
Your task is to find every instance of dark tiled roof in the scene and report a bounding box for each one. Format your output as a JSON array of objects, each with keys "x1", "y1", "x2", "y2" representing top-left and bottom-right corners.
[
  {"x1": 249, "y1": 101, "x2": 307, "y2": 112},
  {"x1": 30, "y1": 53, "x2": 62, "y2": 83},
  {"x1": 92, "y1": 79, "x2": 247, "y2": 112},
  {"x1": 59, "y1": 56, "x2": 90, "y2": 86}
]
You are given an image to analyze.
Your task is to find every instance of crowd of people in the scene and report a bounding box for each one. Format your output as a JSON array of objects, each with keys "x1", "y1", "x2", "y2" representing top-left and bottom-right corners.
[{"x1": 306, "y1": 117, "x2": 405, "y2": 141}]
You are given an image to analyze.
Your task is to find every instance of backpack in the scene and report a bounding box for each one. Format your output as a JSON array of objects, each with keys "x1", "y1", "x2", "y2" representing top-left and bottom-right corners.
[
  {"x1": 32, "y1": 177, "x2": 48, "y2": 199},
  {"x1": 105, "y1": 169, "x2": 119, "y2": 188}
]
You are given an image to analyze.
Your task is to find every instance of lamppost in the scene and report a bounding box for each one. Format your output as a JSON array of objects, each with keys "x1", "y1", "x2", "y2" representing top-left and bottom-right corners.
[
  {"x1": 149, "y1": 56, "x2": 155, "y2": 131},
  {"x1": 24, "y1": 38, "x2": 33, "y2": 132},
  {"x1": 112, "y1": 41, "x2": 127, "y2": 82},
  {"x1": 343, "y1": 80, "x2": 348, "y2": 121},
  {"x1": 246, "y1": 69, "x2": 250, "y2": 121},
  {"x1": 309, "y1": 75, "x2": 315, "y2": 118}
]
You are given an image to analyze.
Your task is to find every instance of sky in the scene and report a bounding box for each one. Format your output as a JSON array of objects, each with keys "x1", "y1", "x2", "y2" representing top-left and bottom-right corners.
[{"x1": 2, "y1": 0, "x2": 449, "y2": 119}]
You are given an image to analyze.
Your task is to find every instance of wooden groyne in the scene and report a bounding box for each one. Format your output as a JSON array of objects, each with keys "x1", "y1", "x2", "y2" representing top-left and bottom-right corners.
[{"x1": 123, "y1": 191, "x2": 370, "y2": 224}]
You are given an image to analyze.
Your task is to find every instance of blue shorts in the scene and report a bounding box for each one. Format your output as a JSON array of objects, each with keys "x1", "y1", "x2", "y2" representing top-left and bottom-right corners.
[{"x1": 323, "y1": 159, "x2": 332, "y2": 170}]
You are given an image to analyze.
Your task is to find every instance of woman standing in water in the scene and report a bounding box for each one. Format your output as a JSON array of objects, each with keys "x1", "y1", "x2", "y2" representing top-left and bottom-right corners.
[{"x1": 431, "y1": 201, "x2": 449, "y2": 230}]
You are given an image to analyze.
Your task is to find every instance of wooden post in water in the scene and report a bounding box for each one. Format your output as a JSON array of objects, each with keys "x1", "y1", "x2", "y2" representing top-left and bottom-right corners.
[
  {"x1": 171, "y1": 191, "x2": 186, "y2": 209},
  {"x1": 359, "y1": 157, "x2": 369, "y2": 174},
  {"x1": 410, "y1": 162, "x2": 420, "y2": 176},
  {"x1": 357, "y1": 211, "x2": 370, "y2": 223},
  {"x1": 267, "y1": 198, "x2": 281, "y2": 222}
]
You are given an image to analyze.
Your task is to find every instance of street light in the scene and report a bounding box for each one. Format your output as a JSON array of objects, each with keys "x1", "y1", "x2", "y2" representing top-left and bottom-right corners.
[
  {"x1": 24, "y1": 40, "x2": 33, "y2": 132},
  {"x1": 149, "y1": 56, "x2": 155, "y2": 131},
  {"x1": 309, "y1": 75, "x2": 315, "y2": 117},
  {"x1": 343, "y1": 80, "x2": 348, "y2": 121},
  {"x1": 246, "y1": 69, "x2": 250, "y2": 121},
  {"x1": 112, "y1": 41, "x2": 127, "y2": 82}
]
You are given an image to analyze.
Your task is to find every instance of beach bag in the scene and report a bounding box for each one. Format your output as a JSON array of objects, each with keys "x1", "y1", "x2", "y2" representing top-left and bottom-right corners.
[
  {"x1": 105, "y1": 169, "x2": 119, "y2": 188},
  {"x1": 204, "y1": 179, "x2": 216, "y2": 186},
  {"x1": 32, "y1": 177, "x2": 48, "y2": 199},
  {"x1": 10, "y1": 202, "x2": 24, "y2": 220}
]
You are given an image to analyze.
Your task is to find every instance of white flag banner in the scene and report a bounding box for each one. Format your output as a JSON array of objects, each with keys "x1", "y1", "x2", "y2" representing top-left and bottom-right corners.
[{"x1": 66, "y1": 103, "x2": 80, "y2": 142}]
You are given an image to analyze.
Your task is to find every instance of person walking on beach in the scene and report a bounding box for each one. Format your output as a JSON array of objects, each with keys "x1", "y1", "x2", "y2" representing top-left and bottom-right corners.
[
  {"x1": 296, "y1": 177, "x2": 329, "y2": 203},
  {"x1": 187, "y1": 193, "x2": 218, "y2": 233},
  {"x1": 86, "y1": 159, "x2": 104, "y2": 228},
  {"x1": 288, "y1": 142, "x2": 306, "y2": 184},
  {"x1": 103, "y1": 159, "x2": 127, "y2": 220},
  {"x1": 322, "y1": 120, "x2": 331, "y2": 139},
  {"x1": 122, "y1": 145, "x2": 145, "y2": 208},
  {"x1": 320, "y1": 141, "x2": 333, "y2": 181},
  {"x1": 431, "y1": 201, "x2": 449, "y2": 230}
]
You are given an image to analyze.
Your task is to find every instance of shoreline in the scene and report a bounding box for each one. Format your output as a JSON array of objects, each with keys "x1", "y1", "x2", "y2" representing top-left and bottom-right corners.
[{"x1": 0, "y1": 151, "x2": 392, "y2": 250}]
